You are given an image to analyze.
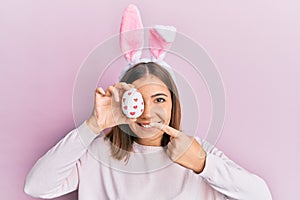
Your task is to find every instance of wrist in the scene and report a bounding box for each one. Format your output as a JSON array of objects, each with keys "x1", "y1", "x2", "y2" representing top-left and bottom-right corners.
[
  {"x1": 193, "y1": 150, "x2": 207, "y2": 174},
  {"x1": 86, "y1": 115, "x2": 104, "y2": 135}
]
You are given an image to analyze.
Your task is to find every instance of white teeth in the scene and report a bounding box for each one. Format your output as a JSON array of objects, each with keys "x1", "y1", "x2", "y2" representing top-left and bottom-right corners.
[{"x1": 141, "y1": 124, "x2": 151, "y2": 128}]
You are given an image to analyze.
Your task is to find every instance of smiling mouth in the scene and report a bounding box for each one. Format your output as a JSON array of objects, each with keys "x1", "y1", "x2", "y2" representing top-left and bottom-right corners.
[
  {"x1": 137, "y1": 122, "x2": 161, "y2": 129},
  {"x1": 137, "y1": 122, "x2": 152, "y2": 128}
]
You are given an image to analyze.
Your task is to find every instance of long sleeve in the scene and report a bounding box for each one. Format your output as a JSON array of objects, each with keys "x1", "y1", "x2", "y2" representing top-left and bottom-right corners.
[
  {"x1": 198, "y1": 139, "x2": 272, "y2": 200},
  {"x1": 24, "y1": 121, "x2": 98, "y2": 199}
]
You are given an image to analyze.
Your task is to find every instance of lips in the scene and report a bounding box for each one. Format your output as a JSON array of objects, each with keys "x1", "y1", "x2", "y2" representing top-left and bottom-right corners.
[
  {"x1": 136, "y1": 122, "x2": 161, "y2": 129},
  {"x1": 137, "y1": 122, "x2": 151, "y2": 128},
  {"x1": 140, "y1": 124, "x2": 151, "y2": 128}
]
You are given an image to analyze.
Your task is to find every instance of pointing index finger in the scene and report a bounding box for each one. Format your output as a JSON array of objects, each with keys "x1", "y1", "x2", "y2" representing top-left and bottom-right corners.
[{"x1": 150, "y1": 122, "x2": 180, "y2": 138}]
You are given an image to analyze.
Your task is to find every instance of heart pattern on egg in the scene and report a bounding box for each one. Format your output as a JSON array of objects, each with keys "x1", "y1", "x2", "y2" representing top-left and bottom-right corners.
[{"x1": 121, "y1": 88, "x2": 144, "y2": 118}]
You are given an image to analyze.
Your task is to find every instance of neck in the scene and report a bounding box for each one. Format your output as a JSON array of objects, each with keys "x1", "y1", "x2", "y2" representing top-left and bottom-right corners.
[{"x1": 135, "y1": 136, "x2": 162, "y2": 146}]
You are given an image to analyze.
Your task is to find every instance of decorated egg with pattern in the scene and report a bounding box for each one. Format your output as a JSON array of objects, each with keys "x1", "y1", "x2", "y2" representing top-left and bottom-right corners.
[{"x1": 121, "y1": 88, "x2": 144, "y2": 118}]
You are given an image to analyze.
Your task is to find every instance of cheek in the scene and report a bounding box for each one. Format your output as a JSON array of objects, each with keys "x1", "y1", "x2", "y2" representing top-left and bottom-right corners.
[
  {"x1": 165, "y1": 102, "x2": 173, "y2": 123},
  {"x1": 165, "y1": 106, "x2": 172, "y2": 123},
  {"x1": 152, "y1": 104, "x2": 172, "y2": 123}
]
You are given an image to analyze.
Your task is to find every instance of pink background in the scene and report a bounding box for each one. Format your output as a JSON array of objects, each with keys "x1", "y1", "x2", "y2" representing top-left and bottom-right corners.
[{"x1": 1, "y1": 0, "x2": 299, "y2": 199}]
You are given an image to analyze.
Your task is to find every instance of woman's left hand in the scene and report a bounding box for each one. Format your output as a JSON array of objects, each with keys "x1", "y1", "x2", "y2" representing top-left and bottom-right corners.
[{"x1": 151, "y1": 123, "x2": 207, "y2": 174}]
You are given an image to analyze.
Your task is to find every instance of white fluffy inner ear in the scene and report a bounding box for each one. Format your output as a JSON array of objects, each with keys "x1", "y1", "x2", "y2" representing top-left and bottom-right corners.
[{"x1": 154, "y1": 25, "x2": 176, "y2": 43}]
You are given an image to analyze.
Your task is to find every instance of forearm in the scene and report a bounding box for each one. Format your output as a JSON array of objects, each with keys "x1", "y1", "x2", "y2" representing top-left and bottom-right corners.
[
  {"x1": 200, "y1": 154, "x2": 272, "y2": 200},
  {"x1": 86, "y1": 115, "x2": 105, "y2": 134},
  {"x1": 24, "y1": 121, "x2": 97, "y2": 198},
  {"x1": 198, "y1": 139, "x2": 272, "y2": 200}
]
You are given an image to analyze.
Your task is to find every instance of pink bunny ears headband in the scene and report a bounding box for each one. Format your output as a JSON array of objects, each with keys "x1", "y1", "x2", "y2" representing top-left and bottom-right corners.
[{"x1": 118, "y1": 4, "x2": 177, "y2": 80}]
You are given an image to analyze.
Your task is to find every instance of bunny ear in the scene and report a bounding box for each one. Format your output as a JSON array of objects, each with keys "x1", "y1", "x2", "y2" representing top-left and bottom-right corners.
[
  {"x1": 149, "y1": 25, "x2": 176, "y2": 61},
  {"x1": 120, "y1": 4, "x2": 144, "y2": 63}
]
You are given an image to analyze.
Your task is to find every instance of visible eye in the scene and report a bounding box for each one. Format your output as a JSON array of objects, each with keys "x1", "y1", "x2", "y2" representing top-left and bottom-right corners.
[{"x1": 155, "y1": 97, "x2": 165, "y2": 103}]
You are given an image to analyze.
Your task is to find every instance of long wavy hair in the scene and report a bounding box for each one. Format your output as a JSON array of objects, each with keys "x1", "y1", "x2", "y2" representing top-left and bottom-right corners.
[{"x1": 105, "y1": 62, "x2": 181, "y2": 162}]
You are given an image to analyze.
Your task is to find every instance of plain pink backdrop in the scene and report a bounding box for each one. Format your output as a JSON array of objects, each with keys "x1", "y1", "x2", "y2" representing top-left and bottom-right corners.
[{"x1": 1, "y1": 0, "x2": 299, "y2": 199}]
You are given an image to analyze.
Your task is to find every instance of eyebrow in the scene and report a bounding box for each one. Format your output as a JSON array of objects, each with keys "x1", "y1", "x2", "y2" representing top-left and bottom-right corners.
[{"x1": 151, "y1": 93, "x2": 168, "y2": 98}]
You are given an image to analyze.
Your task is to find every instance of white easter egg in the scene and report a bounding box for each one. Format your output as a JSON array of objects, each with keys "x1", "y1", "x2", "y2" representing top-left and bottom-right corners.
[{"x1": 122, "y1": 88, "x2": 144, "y2": 118}]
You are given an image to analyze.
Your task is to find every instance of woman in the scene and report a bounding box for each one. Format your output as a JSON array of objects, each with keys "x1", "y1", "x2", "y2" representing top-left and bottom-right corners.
[{"x1": 24, "y1": 62, "x2": 272, "y2": 199}]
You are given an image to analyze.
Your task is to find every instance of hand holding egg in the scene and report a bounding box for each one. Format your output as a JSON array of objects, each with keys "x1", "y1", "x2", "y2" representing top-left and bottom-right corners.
[{"x1": 87, "y1": 83, "x2": 141, "y2": 134}]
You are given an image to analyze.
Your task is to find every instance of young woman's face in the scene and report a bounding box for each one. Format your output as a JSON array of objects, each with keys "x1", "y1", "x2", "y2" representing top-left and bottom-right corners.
[{"x1": 128, "y1": 75, "x2": 172, "y2": 145}]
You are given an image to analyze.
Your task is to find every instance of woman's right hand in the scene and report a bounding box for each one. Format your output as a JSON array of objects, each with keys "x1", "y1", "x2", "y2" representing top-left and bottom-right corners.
[{"x1": 86, "y1": 82, "x2": 137, "y2": 134}]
